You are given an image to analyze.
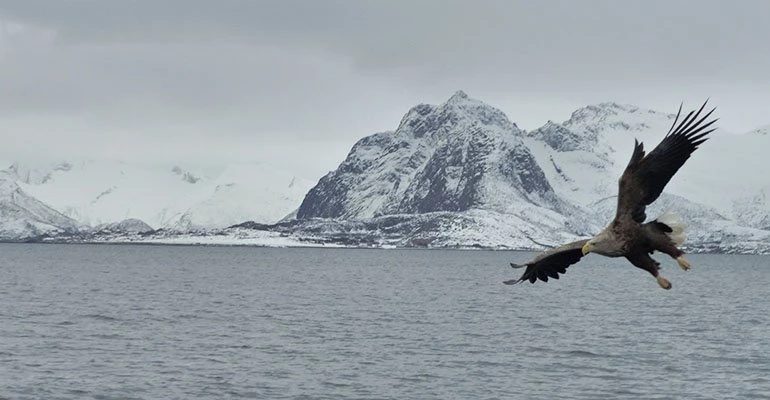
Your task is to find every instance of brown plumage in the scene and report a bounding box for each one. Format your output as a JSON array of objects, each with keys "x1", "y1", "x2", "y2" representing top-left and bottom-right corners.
[{"x1": 505, "y1": 101, "x2": 717, "y2": 289}]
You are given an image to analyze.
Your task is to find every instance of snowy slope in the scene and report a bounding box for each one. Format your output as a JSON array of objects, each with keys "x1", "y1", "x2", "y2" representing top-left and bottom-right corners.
[
  {"x1": 681, "y1": 128, "x2": 770, "y2": 229},
  {"x1": 0, "y1": 171, "x2": 80, "y2": 239},
  {"x1": 8, "y1": 160, "x2": 314, "y2": 230},
  {"x1": 11, "y1": 160, "x2": 205, "y2": 227},
  {"x1": 165, "y1": 163, "x2": 314, "y2": 231},
  {"x1": 747, "y1": 125, "x2": 770, "y2": 136}
]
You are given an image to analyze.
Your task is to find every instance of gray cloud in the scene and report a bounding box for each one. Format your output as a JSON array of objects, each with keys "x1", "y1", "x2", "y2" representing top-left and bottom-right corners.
[{"x1": 1, "y1": 0, "x2": 769, "y2": 177}]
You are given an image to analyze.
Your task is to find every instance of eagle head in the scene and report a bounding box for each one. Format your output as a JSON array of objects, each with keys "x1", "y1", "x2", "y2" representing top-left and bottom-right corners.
[
  {"x1": 581, "y1": 240, "x2": 595, "y2": 256},
  {"x1": 582, "y1": 231, "x2": 623, "y2": 257}
]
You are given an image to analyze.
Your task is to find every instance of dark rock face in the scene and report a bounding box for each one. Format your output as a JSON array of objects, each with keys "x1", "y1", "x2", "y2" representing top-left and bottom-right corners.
[
  {"x1": 296, "y1": 173, "x2": 353, "y2": 219},
  {"x1": 94, "y1": 218, "x2": 154, "y2": 234},
  {"x1": 296, "y1": 91, "x2": 566, "y2": 220},
  {"x1": 499, "y1": 144, "x2": 557, "y2": 201}
]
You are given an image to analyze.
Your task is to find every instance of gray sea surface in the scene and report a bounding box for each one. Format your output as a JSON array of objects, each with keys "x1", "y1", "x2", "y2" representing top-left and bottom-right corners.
[{"x1": 1, "y1": 243, "x2": 769, "y2": 399}]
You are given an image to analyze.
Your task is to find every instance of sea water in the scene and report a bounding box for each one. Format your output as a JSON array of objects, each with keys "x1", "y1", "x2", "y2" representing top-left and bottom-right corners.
[{"x1": 1, "y1": 244, "x2": 768, "y2": 399}]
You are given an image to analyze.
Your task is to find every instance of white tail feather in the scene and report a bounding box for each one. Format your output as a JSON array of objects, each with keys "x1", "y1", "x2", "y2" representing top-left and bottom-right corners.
[{"x1": 656, "y1": 210, "x2": 686, "y2": 246}]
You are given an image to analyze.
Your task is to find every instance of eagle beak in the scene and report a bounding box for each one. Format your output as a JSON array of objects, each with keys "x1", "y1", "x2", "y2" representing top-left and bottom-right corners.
[{"x1": 582, "y1": 242, "x2": 593, "y2": 256}]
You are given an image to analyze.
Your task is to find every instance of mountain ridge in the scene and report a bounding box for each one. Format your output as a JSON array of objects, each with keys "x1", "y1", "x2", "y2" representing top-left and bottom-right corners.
[{"x1": 2, "y1": 91, "x2": 769, "y2": 253}]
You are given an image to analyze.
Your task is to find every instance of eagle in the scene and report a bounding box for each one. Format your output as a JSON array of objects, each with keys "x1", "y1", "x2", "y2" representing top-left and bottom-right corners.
[{"x1": 505, "y1": 101, "x2": 717, "y2": 289}]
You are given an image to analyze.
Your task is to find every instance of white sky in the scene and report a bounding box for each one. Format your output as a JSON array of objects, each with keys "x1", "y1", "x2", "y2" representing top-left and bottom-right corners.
[{"x1": 1, "y1": 1, "x2": 769, "y2": 179}]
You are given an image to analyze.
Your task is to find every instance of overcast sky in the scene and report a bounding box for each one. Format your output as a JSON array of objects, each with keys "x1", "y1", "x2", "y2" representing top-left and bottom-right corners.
[{"x1": 1, "y1": 0, "x2": 769, "y2": 178}]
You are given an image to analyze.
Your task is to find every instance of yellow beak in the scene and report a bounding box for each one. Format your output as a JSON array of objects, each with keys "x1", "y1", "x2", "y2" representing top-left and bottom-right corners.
[{"x1": 581, "y1": 242, "x2": 593, "y2": 256}]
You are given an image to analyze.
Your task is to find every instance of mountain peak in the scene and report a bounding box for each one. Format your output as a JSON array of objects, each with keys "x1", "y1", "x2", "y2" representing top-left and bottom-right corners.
[
  {"x1": 562, "y1": 102, "x2": 671, "y2": 140},
  {"x1": 447, "y1": 90, "x2": 469, "y2": 102},
  {"x1": 567, "y1": 102, "x2": 642, "y2": 123},
  {"x1": 396, "y1": 90, "x2": 517, "y2": 138}
]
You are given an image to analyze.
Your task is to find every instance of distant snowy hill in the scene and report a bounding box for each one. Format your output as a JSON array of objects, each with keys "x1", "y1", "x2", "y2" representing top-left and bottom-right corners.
[
  {"x1": 163, "y1": 164, "x2": 313, "y2": 231},
  {"x1": 0, "y1": 171, "x2": 80, "y2": 239},
  {"x1": 1, "y1": 160, "x2": 314, "y2": 236}
]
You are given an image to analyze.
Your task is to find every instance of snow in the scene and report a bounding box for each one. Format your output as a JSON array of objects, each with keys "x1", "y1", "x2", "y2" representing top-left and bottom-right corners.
[
  {"x1": 133, "y1": 229, "x2": 345, "y2": 248},
  {"x1": 9, "y1": 160, "x2": 315, "y2": 230},
  {"x1": 0, "y1": 171, "x2": 80, "y2": 239},
  {"x1": 164, "y1": 163, "x2": 314, "y2": 230}
]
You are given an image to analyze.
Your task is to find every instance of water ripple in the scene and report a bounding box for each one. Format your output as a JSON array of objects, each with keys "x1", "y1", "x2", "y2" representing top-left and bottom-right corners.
[{"x1": 1, "y1": 244, "x2": 768, "y2": 400}]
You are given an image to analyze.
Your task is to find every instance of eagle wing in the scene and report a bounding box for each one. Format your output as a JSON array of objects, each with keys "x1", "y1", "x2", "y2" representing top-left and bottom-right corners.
[
  {"x1": 616, "y1": 101, "x2": 717, "y2": 223},
  {"x1": 504, "y1": 239, "x2": 589, "y2": 284}
]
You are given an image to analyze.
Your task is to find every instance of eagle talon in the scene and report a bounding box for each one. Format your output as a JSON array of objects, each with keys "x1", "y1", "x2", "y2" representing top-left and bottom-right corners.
[
  {"x1": 676, "y1": 256, "x2": 691, "y2": 271},
  {"x1": 656, "y1": 276, "x2": 672, "y2": 290}
]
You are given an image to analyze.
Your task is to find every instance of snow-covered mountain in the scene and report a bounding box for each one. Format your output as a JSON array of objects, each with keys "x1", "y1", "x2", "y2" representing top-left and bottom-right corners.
[
  {"x1": 1, "y1": 160, "x2": 314, "y2": 236},
  {"x1": 283, "y1": 92, "x2": 770, "y2": 253},
  {"x1": 297, "y1": 91, "x2": 596, "y2": 241},
  {"x1": 0, "y1": 171, "x2": 80, "y2": 239}
]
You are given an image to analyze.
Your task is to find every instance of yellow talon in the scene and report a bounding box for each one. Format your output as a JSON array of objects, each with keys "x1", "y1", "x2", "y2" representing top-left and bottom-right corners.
[
  {"x1": 657, "y1": 276, "x2": 672, "y2": 290},
  {"x1": 676, "y1": 256, "x2": 691, "y2": 271}
]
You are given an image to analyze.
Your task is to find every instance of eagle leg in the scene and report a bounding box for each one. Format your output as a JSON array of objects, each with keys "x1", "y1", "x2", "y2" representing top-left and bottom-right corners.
[
  {"x1": 676, "y1": 256, "x2": 691, "y2": 271},
  {"x1": 626, "y1": 253, "x2": 673, "y2": 290}
]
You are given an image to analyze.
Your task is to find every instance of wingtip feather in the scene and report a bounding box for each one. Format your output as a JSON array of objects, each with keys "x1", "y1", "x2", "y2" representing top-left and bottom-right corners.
[
  {"x1": 674, "y1": 102, "x2": 708, "y2": 135},
  {"x1": 666, "y1": 102, "x2": 684, "y2": 136}
]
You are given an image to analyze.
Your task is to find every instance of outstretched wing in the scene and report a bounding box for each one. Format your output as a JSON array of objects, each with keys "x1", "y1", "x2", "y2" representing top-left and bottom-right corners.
[
  {"x1": 616, "y1": 100, "x2": 718, "y2": 223},
  {"x1": 504, "y1": 239, "x2": 589, "y2": 285}
]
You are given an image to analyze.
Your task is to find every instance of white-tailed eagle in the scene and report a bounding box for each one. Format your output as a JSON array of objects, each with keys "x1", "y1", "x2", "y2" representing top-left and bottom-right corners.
[{"x1": 505, "y1": 101, "x2": 717, "y2": 289}]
